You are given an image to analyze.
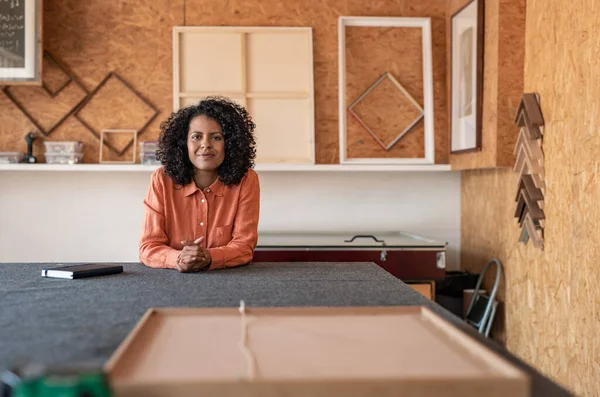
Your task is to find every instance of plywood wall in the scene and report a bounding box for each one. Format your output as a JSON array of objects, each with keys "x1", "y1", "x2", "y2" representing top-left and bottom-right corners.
[
  {"x1": 0, "y1": 0, "x2": 450, "y2": 164},
  {"x1": 447, "y1": 0, "x2": 525, "y2": 170},
  {"x1": 0, "y1": 0, "x2": 182, "y2": 163},
  {"x1": 461, "y1": 0, "x2": 600, "y2": 395}
]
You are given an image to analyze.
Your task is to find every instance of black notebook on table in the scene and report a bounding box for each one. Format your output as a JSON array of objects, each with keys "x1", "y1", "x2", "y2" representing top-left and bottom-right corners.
[{"x1": 41, "y1": 263, "x2": 123, "y2": 279}]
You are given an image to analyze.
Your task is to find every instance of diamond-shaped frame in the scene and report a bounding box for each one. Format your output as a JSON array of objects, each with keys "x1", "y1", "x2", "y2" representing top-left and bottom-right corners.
[
  {"x1": 73, "y1": 72, "x2": 159, "y2": 156},
  {"x1": 348, "y1": 72, "x2": 424, "y2": 151},
  {"x1": 2, "y1": 51, "x2": 89, "y2": 137}
]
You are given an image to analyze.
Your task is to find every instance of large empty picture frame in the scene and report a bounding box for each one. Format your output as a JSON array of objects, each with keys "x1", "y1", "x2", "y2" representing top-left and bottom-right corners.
[
  {"x1": 338, "y1": 17, "x2": 435, "y2": 165},
  {"x1": 105, "y1": 306, "x2": 528, "y2": 397},
  {"x1": 173, "y1": 27, "x2": 315, "y2": 164}
]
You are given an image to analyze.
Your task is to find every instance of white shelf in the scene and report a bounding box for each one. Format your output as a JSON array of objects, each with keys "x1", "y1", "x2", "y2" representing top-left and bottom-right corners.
[{"x1": 0, "y1": 163, "x2": 453, "y2": 172}]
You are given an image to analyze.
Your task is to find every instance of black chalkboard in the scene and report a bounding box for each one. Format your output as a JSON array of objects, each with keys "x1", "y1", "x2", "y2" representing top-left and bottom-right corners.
[{"x1": 0, "y1": 0, "x2": 26, "y2": 68}]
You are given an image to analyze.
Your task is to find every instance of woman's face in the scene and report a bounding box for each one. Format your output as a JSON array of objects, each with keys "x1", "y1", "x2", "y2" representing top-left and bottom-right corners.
[{"x1": 187, "y1": 115, "x2": 225, "y2": 172}]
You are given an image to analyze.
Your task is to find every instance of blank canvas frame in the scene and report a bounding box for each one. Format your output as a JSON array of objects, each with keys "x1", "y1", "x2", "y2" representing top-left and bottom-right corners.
[
  {"x1": 338, "y1": 17, "x2": 435, "y2": 165},
  {"x1": 173, "y1": 26, "x2": 315, "y2": 164}
]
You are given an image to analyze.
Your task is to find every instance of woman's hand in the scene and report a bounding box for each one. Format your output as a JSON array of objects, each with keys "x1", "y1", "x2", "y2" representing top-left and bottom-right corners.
[{"x1": 176, "y1": 237, "x2": 212, "y2": 272}]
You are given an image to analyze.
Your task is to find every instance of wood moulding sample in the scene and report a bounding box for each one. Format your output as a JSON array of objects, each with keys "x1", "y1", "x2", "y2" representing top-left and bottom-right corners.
[{"x1": 513, "y1": 93, "x2": 545, "y2": 249}]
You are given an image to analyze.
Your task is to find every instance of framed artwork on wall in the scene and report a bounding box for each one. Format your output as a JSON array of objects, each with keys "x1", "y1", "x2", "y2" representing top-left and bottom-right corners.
[
  {"x1": 0, "y1": 0, "x2": 43, "y2": 85},
  {"x1": 450, "y1": 0, "x2": 484, "y2": 154}
]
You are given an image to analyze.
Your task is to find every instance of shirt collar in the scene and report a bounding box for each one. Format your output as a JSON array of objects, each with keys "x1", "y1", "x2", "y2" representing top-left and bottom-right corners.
[{"x1": 182, "y1": 177, "x2": 225, "y2": 197}]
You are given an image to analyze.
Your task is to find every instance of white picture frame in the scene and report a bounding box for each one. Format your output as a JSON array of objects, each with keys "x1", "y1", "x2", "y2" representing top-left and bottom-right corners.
[{"x1": 338, "y1": 16, "x2": 435, "y2": 165}]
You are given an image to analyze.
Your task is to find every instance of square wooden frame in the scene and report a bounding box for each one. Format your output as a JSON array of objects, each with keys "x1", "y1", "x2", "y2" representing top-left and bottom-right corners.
[
  {"x1": 0, "y1": 0, "x2": 43, "y2": 85},
  {"x1": 105, "y1": 306, "x2": 528, "y2": 397},
  {"x1": 99, "y1": 129, "x2": 137, "y2": 164},
  {"x1": 449, "y1": 0, "x2": 485, "y2": 154},
  {"x1": 172, "y1": 26, "x2": 315, "y2": 164},
  {"x1": 338, "y1": 17, "x2": 435, "y2": 165}
]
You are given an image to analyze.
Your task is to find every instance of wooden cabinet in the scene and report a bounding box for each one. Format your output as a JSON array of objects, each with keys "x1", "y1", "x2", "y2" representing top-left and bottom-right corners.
[{"x1": 407, "y1": 281, "x2": 435, "y2": 300}]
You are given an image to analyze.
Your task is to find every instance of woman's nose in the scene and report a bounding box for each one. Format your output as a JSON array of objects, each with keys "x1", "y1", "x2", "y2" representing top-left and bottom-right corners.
[{"x1": 201, "y1": 139, "x2": 212, "y2": 149}]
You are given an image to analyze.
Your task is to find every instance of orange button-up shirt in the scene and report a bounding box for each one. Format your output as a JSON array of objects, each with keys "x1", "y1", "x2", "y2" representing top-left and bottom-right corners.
[{"x1": 139, "y1": 167, "x2": 260, "y2": 270}]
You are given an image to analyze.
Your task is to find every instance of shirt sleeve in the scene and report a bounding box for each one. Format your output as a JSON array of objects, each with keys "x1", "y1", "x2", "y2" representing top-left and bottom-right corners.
[
  {"x1": 207, "y1": 170, "x2": 260, "y2": 270},
  {"x1": 139, "y1": 170, "x2": 180, "y2": 269}
]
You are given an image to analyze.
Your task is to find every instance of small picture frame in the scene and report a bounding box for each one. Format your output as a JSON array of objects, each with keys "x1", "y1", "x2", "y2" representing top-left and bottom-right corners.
[
  {"x1": 450, "y1": 0, "x2": 484, "y2": 154},
  {"x1": 99, "y1": 129, "x2": 137, "y2": 164}
]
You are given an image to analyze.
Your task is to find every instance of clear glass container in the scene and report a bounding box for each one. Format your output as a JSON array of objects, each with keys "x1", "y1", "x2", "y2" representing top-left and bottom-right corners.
[
  {"x1": 43, "y1": 141, "x2": 84, "y2": 154},
  {"x1": 45, "y1": 152, "x2": 84, "y2": 165},
  {"x1": 0, "y1": 152, "x2": 23, "y2": 164}
]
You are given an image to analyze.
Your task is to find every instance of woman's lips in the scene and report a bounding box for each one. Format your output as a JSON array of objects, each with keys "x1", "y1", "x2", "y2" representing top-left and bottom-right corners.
[{"x1": 197, "y1": 153, "x2": 215, "y2": 159}]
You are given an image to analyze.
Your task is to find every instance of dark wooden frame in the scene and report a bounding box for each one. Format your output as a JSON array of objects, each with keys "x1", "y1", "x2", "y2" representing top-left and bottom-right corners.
[
  {"x1": 449, "y1": 0, "x2": 484, "y2": 154},
  {"x1": 0, "y1": 0, "x2": 43, "y2": 85},
  {"x1": 513, "y1": 93, "x2": 545, "y2": 249}
]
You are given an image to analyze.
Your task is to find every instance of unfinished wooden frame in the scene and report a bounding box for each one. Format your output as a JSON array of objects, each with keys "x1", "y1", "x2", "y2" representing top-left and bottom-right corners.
[
  {"x1": 105, "y1": 306, "x2": 528, "y2": 397},
  {"x1": 338, "y1": 16, "x2": 435, "y2": 165},
  {"x1": 0, "y1": 0, "x2": 43, "y2": 85},
  {"x1": 348, "y1": 72, "x2": 424, "y2": 151},
  {"x1": 99, "y1": 129, "x2": 137, "y2": 164},
  {"x1": 173, "y1": 26, "x2": 315, "y2": 164},
  {"x1": 513, "y1": 93, "x2": 545, "y2": 249}
]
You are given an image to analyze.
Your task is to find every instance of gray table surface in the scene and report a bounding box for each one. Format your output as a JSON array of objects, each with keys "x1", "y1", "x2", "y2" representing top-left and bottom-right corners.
[{"x1": 0, "y1": 262, "x2": 572, "y2": 396}]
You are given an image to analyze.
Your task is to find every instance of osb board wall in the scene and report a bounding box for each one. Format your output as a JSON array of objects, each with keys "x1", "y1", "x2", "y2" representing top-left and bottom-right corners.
[
  {"x1": 494, "y1": 0, "x2": 526, "y2": 167},
  {"x1": 0, "y1": 0, "x2": 449, "y2": 164},
  {"x1": 447, "y1": 0, "x2": 525, "y2": 170},
  {"x1": 185, "y1": 0, "x2": 449, "y2": 164},
  {"x1": 461, "y1": 0, "x2": 600, "y2": 395},
  {"x1": 0, "y1": 0, "x2": 183, "y2": 163},
  {"x1": 345, "y1": 27, "x2": 425, "y2": 159}
]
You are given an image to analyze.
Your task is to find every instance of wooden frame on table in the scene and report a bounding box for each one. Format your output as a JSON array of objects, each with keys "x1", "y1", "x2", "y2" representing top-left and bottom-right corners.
[
  {"x1": 0, "y1": 0, "x2": 43, "y2": 85},
  {"x1": 338, "y1": 16, "x2": 435, "y2": 165},
  {"x1": 173, "y1": 26, "x2": 315, "y2": 164},
  {"x1": 105, "y1": 306, "x2": 529, "y2": 397},
  {"x1": 450, "y1": 0, "x2": 484, "y2": 154}
]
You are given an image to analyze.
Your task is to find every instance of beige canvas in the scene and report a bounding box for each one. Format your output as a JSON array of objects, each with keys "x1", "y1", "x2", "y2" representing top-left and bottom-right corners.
[{"x1": 173, "y1": 27, "x2": 315, "y2": 164}]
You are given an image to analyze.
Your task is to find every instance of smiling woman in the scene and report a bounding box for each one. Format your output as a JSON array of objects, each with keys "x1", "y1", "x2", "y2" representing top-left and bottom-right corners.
[{"x1": 138, "y1": 96, "x2": 260, "y2": 273}]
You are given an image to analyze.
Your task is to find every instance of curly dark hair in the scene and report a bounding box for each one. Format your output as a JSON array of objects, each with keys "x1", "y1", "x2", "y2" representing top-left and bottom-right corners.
[{"x1": 156, "y1": 96, "x2": 257, "y2": 186}]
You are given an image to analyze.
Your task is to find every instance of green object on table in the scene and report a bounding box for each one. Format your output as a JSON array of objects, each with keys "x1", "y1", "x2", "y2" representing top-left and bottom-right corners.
[{"x1": 3, "y1": 367, "x2": 111, "y2": 397}]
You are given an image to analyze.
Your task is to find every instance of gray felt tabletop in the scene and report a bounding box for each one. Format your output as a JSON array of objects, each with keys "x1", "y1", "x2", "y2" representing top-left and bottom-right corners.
[{"x1": 0, "y1": 262, "x2": 572, "y2": 396}]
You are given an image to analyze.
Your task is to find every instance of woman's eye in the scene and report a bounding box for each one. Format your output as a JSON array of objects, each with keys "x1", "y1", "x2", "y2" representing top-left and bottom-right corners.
[{"x1": 213, "y1": 136, "x2": 222, "y2": 140}]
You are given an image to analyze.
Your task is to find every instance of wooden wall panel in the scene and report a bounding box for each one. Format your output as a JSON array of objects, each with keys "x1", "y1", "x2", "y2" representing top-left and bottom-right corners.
[
  {"x1": 0, "y1": 0, "x2": 182, "y2": 163},
  {"x1": 495, "y1": 0, "x2": 526, "y2": 167},
  {"x1": 184, "y1": 0, "x2": 449, "y2": 164},
  {"x1": 461, "y1": 1, "x2": 600, "y2": 395},
  {"x1": 0, "y1": 0, "x2": 449, "y2": 164},
  {"x1": 448, "y1": 0, "x2": 525, "y2": 170}
]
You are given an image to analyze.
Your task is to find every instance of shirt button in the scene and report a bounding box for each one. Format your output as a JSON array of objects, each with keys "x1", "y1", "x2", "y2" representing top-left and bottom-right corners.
[
  {"x1": 200, "y1": 222, "x2": 204, "y2": 226},
  {"x1": 206, "y1": 188, "x2": 211, "y2": 193},
  {"x1": 201, "y1": 199, "x2": 205, "y2": 203}
]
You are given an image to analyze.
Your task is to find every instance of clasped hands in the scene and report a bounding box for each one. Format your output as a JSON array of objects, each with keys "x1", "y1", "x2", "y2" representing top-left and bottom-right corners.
[{"x1": 176, "y1": 237, "x2": 212, "y2": 273}]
